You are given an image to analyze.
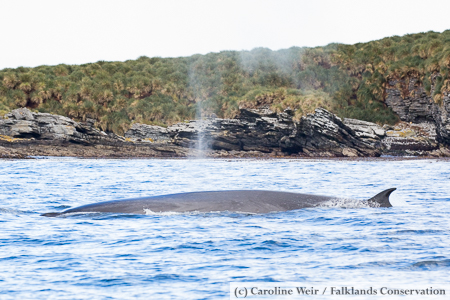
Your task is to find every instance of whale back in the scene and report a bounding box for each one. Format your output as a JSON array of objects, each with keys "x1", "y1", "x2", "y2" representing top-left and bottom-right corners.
[
  {"x1": 52, "y1": 190, "x2": 331, "y2": 215},
  {"x1": 41, "y1": 188, "x2": 396, "y2": 216}
]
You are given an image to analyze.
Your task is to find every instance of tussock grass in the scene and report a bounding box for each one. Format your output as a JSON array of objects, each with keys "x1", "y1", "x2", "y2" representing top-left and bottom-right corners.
[{"x1": 1, "y1": 30, "x2": 449, "y2": 134}]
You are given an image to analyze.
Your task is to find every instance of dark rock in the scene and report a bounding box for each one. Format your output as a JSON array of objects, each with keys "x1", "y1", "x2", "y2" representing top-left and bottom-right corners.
[
  {"x1": 167, "y1": 108, "x2": 296, "y2": 153},
  {"x1": 0, "y1": 108, "x2": 122, "y2": 144},
  {"x1": 9, "y1": 108, "x2": 35, "y2": 121},
  {"x1": 381, "y1": 121, "x2": 439, "y2": 155},
  {"x1": 0, "y1": 139, "x2": 188, "y2": 158},
  {"x1": 0, "y1": 146, "x2": 28, "y2": 159},
  {"x1": 166, "y1": 107, "x2": 381, "y2": 157},
  {"x1": 385, "y1": 75, "x2": 450, "y2": 145},
  {"x1": 429, "y1": 147, "x2": 450, "y2": 157},
  {"x1": 1, "y1": 106, "x2": 449, "y2": 158},
  {"x1": 239, "y1": 107, "x2": 278, "y2": 119},
  {"x1": 294, "y1": 109, "x2": 380, "y2": 157},
  {"x1": 382, "y1": 137, "x2": 436, "y2": 152},
  {"x1": 124, "y1": 123, "x2": 170, "y2": 142},
  {"x1": 344, "y1": 118, "x2": 385, "y2": 139},
  {"x1": 0, "y1": 108, "x2": 188, "y2": 158}
]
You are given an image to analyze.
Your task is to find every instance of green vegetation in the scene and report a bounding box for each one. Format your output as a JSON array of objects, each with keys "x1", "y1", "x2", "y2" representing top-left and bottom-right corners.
[{"x1": 1, "y1": 30, "x2": 449, "y2": 134}]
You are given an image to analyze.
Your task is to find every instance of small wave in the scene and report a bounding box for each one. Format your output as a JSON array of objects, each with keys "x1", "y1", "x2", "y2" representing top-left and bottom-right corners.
[
  {"x1": 27, "y1": 156, "x2": 80, "y2": 160},
  {"x1": 52, "y1": 205, "x2": 72, "y2": 209},
  {"x1": 317, "y1": 198, "x2": 374, "y2": 208},
  {"x1": 143, "y1": 274, "x2": 199, "y2": 282},
  {"x1": 0, "y1": 207, "x2": 35, "y2": 215},
  {"x1": 61, "y1": 212, "x2": 151, "y2": 220},
  {"x1": 143, "y1": 209, "x2": 257, "y2": 216},
  {"x1": 409, "y1": 259, "x2": 450, "y2": 270},
  {"x1": 144, "y1": 209, "x2": 184, "y2": 216},
  {"x1": 349, "y1": 260, "x2": 399, "y2": 269},
  {"x1": 392, "y1": 229, "x2": 445, "y2": 235}
]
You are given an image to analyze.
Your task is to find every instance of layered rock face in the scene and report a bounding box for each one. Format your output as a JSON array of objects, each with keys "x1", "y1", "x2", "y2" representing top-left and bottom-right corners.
[
  {"x1": 153, "y1": 107, "x2": 381, "y2": 157},
  {"x1": 385, "y1": 75, "x2": 450, "y2": 146},
  {"x1": 124, "y1": 123, "x2": 170, "y2": 143},
  {"x1": 0, "y1": 146, "x2": 27, "y2": 159},
  {"x1": 382, "y1": 122, "x2": 438, "y2": 153},
  {"x1": 0, "y1": 108, "x2": 122, "y2": 144},
  {"x1": 0, "y1": 108, "x2": 187, "y2": 158},
  {"x1": 1, "y1": 106, "x2": 448, "y2": 159},
  {"x1": 168, "y1": 109, "x2": 297, "y2": 154},
  {"x1": 126, "y1": 105, "x2": 447, "y2": 157},
  {"x1": 295, "y1": 109, "x2": 381, "y2": 157}
]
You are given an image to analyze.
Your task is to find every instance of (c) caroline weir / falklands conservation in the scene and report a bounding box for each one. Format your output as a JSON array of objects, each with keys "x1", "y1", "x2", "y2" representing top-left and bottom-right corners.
[{"x1": 2, "y1": 2, "x2": 450, "y2": 299}]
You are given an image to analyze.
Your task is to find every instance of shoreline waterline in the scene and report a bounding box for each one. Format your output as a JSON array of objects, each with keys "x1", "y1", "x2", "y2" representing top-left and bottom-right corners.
[{"x1": 2, "y1": 155, "x2": 450, "y2": 162}]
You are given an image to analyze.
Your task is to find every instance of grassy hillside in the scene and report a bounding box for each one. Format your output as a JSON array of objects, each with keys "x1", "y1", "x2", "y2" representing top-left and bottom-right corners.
[{"x1": 1, "y1": 30, "x2": 449, "y2": 134}]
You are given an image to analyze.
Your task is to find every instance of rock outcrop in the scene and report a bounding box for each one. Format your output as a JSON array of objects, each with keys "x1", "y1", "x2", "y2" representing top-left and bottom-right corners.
[
  {"x1": 294, "y1": 109, "x2": 380, "y2": 157},
  {"x1": 126, "y1": 105, "x2": 450, "y2": 157},
  {"x1": 385, "y1": 75, "x2": 450, "y2": 146},
  {"x1": 0, "y1": 146, "x2": 27, "y2": 159},
  {"x1": 0, "y1": 108, "x2": 187, "y2": 158},
  {"x1": 167, "y1": 108, "x2": 296, "y2": 154},
  {"x1": 1, "y1": 106, "x2": 449, "y2": 159},
  {"x1": 124, "y1": 123, "x2": 170, "y2": 143},
  {"x1": 343, "y1": 118, "x2": 385, "y2": 141},
  {"x1": 381, "y1": 121, "x2": 439, "y2": 155},
  {"x1": 147, "y1": 107, "x2": 381, "y2": 157},
  {"x1": 0, "y1": 108, "x2": 122, "y2": 144}
]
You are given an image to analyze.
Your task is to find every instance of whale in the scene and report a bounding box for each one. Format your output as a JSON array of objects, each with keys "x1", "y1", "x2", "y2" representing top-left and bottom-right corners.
[{"x1": 41, "y1": 188, "x2": 396, "y2": 217}]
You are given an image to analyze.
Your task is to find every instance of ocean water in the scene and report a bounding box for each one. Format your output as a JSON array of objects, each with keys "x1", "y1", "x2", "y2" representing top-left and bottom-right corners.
[{"x1": 0, "y1": 158, "x2": 449, "y2": 299}]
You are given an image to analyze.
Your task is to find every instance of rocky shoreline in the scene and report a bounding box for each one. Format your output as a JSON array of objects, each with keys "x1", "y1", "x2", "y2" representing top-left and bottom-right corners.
[{"x1": 1, "y1": 104, "x2": 449, "y2": 159}]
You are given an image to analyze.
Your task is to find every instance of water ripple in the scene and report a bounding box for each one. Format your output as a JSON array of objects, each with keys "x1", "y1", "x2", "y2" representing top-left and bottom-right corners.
[{"x1": 0, "y1": 158, "x2": 449, "y2": 299}]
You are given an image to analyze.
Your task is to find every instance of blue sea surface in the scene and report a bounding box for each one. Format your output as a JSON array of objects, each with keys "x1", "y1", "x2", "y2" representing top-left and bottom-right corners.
[{"x1": 0, "y1": 158, "x2": 449, "y2": 299}]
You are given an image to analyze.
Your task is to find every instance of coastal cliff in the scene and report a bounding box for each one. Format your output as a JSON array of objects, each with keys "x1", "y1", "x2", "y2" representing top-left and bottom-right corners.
[
  {"x1": 385, "y1": 74, "x2": 450, "y2": 146},
  {"x1": 1, "y1": 30, "x2": 449, "y2": 159},
  {"x1": 1, "y1": 106, "x2": 448, "y2": 159},
  {"x1": 0, "y1": 108, "x2": 187, "y2": 158}
]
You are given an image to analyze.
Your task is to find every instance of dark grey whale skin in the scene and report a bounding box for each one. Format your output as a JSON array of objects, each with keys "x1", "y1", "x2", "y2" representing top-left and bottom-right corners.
[{"x1": 42, "y1": 188, "x2": 396, "y2": 217}]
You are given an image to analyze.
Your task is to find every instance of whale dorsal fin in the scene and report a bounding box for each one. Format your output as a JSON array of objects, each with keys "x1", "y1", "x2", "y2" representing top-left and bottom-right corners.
[{"x1": 367, "y1": 188, "x2": 396, "y2": 207}]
